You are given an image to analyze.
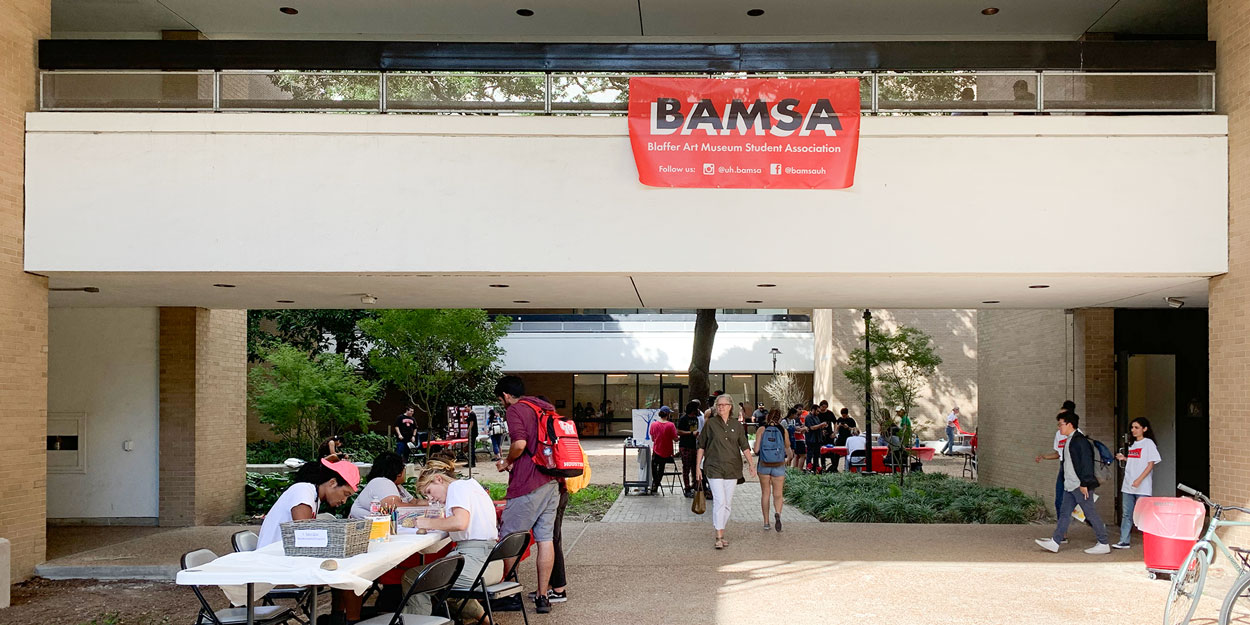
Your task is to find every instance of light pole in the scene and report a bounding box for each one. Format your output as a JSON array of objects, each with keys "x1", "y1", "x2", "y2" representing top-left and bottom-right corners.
[
  {"x1": 863, "y1": 309, "x2": 874, "y2": 473},
  {"x1": 769, "y1": 347, "x2": 781, "y2": 375}
]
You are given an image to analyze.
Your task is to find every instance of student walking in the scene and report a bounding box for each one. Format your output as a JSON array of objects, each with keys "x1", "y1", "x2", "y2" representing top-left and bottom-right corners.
[
  {"x1": 677, "y1": 401, "x2": 701, "y2": 497},
  {"x1": 1035, "y1": 412, "x2": 1112, "y2": 554},
  {"x1": 782, "y1": 407, "x2": 805, "y2": 469},
  {"x1": 1113, "y1": 417, "x2": 1162, "y2": 549},
  {"x1": 648, "y1": 406, "x2": 678, "y2": 495},
  {"x1": 941, "y1": 406, "x2": 961, "y2": 455},
  {"x1": 487, "y1": 408, "x2": 505, "y2": 461},
  {"x1": 753, "y1": 409, "x2": 792, "y2": 532},
  {"x1": 696, "y1": 394, "x2": 757, "y2": 550},
  {"x1": 1035, "y1": 400, "x2": 1078, "y2": 541}
]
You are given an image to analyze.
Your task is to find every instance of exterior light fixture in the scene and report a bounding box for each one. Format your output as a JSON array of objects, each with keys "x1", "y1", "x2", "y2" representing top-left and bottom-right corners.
[
  {"x1": 516, "y1": 8, "x2": 534, "y2": 16},
  {"x1": 489, "y1": 284, "x2": 510, "y2": 288},
  {"x1": 756, "y1": 283, "x2": 777, "y2": 288},
  {"x1": 1165, "y1": 297, "x2": 1186, "y2": 309},
  {"x1": 360, "y1": 294, "x2": 378, "y2": 305},
  {"x1": 513, "y1": 300, "x2": 531, "y2": 304},
  {"x1": 213, "y1": 283, "x2": 236, "y2": 288},
  {"x1": 981, "y1": 300, "x2": 1001, "y2": 304},
  {"x1": 1028, "y1": 284, "x2": 1050, "y2": 289},
  {"x1": 276, "y1": 300, "x2": 295, "y2": 304},
  {"x1": 279, "y1": 7, "x2": 299, "y2": 15},
  {"x1": 769, "y1": 347, "x2": 782, "y2": 374},
  {"x1": 747, "y1": 8, "x2": 765, "y2": 16},
  {"x1": 981, "y1": 7, "x2": 999, "y2": 15},
  {"x1": 746, "y1": 300, "x2": 763, "y2": 304}
]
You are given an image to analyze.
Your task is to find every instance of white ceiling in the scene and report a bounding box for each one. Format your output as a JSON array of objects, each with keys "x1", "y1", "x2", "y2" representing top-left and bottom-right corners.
[
  {"x1": 51, "y1": 0, "x2": 1206, "y2": 40},
  {"x1": 42, "y1": 271, "x2": 1210, "y2": 310}
]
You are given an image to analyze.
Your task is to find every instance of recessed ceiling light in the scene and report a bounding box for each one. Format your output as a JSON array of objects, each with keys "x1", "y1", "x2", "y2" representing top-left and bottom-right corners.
[
  {"x1": 279, "y1": 7, "x2": 299, "y2": 15},
  {"x1": 1028, "y1": 284, "x2": 1050, "y2": 289},
  {"x1": 746, "y1": 8, "x2": 765, "y2": 16},
  {"x1": 213, "y1": 283, "x2": 236, "y2": 288},
  {"x1": 489, "y1": 284, "x2": 510, "y2": 288},
  {"x1": 756, "y1": 283, "x2": 777, "y2": 288},
  {"x1": 516, "y1": 8, "x2": 534, "y2": 16},
  {"x1": 276, "y1": 300, "x2": 295, "y2": 304},
  {"x1": 981, "y1": 7, "x2": 999, "y2": 15},
  {"x1": 981, "y1": 300, "x2": 1001, "y2": 304},
  {"x1": 513, "y1": 300, "x2": 530, "y2": 304},
  {"x1": 746, "y1": 300, "x2": 763, "y2": 304}
]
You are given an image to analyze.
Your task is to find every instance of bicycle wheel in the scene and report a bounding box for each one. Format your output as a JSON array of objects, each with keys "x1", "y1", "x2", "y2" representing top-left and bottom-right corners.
[
  {"x1": 1167, "y1": 543, "x2": 1211, "y2": 625},
  {"x1": 1220, "y1": 571, "x2": 1250, "y2": 625}
]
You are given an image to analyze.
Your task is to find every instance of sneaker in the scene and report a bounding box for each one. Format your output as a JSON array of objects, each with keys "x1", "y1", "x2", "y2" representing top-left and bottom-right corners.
[
  {"x1": 1112, "y1": 542, "x2": 1132, "y2": 550},
  {"x1": 1060, "y1": 538, "x2": 1070, "y2": 544},
  {"x1": 492, "y1": 595, "x2": 524, "y2": 612},
  {"x1": 1085, "y1": 543, "x2": 1112, "y2": 555},
  {"x1": 1035, "y1": 538, "x2": 1060, "y2": 553},
  {"x1": 535, "y1": 595, "x2": 552, "y2": 614},
  {"x1": 547, "y1": 589, "x2": 568, "y2": 603}
]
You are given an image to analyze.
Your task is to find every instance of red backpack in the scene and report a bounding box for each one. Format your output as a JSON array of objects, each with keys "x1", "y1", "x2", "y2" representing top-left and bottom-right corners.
[{"x1": 518, "y1": 400, "x2": 585, "y2": 478}]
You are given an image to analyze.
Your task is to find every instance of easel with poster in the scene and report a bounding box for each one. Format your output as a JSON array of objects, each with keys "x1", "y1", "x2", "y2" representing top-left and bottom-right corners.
[{"x1": 444, "y1": 406, "x2": 477, "y2": 477}]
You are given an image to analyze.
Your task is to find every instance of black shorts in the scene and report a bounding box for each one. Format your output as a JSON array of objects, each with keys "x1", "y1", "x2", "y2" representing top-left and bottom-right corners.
[{"x1": 794, "y1": 441, "x2": 807, "y2": 454}]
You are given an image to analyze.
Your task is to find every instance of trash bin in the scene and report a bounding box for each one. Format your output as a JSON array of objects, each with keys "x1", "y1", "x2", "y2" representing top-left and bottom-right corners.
[{"x1": 1134, "y1": 497, "x2": 1205, "y2": 579}]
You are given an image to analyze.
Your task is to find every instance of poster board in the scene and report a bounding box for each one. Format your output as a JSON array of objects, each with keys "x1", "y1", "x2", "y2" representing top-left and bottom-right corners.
[{"x1": 632, "y1": 408, "x2": 660, "y2": 443}]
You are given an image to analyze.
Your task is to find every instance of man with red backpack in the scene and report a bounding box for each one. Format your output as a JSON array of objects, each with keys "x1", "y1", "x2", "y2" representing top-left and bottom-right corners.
[{"x1": 494, "y1": 375, "x2": 560, "y2": 614}]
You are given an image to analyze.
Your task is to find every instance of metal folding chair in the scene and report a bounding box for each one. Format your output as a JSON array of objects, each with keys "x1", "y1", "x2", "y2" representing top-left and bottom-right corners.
[
  {"x1": 447, "y1": 531, "x2": 532, "y2": 625},
  {"x1": 354, "y1": 554, "x2": 465, "y2": 625},
  {"x1": 181, "y1": 549, "x2": 298, "y2": 625},
  {"x1": 230, "y1": 530, "x2": 314, "y2": 622}
]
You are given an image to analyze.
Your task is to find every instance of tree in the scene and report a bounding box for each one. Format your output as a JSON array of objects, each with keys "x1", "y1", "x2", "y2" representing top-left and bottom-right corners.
[
  {"x1": 844, "y1": 323, "x2": 942, "y2": 434},
  {"x1": 687, "y1": 309, "x2": 718, "y2": 409},
  {"x1": 763, "y1": 371, "x2": 804, "y2": 410},
  {"x1": 247, "y1": 309, "x2": 375, "y2": 364},
  {"x1": 248, "y1": 344, "x2": 381, "y2": 460},
  {"x1": 358, "y1": 309, "x2": 512, "y2": 430}
]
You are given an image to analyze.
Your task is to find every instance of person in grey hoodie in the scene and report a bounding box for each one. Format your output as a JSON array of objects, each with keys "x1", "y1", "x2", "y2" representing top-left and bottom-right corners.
[{"x1": 1035, "y1": 412, "x2": 1111, "y2": 554}]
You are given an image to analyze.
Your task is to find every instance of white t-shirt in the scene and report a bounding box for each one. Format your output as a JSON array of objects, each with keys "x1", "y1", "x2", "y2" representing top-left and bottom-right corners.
[
  {"x1": 845, "y1": 435, "x2": 867, "y2": 464},
  {"x1": 1122, "y1": 438, "x2": 1162, "y2": 496},
  {"x1": 349, "y1": 477, "x2": 416, "y2": 519},
  {"x1": 258, "y1": 482, "x2": 318, "y2": 549},
  {"x1": 1053, "y1": 428, "x2": 1083, "y2": 453},
  {"x1": 946, "y1": 412, "x2": 960, "y2": 427},
  {"x1": 443, "y1": 479, "x2": 499, "y2": 543}
]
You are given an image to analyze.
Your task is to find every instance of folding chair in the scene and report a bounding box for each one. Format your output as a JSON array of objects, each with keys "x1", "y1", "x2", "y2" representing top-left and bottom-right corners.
[
  {"x1": 447, "y1": 531, "x2": 532, "y2": 625},
  {"x1": 355, "y1": 554, "x2": 465, "y2": 625},
  {"x1": 181, "y1": 549, "x2": 298, "y2": 625},
  {"x1": 847, "y1": 449, "x2": 868, "y2": 473},
  {"x1": 961, "y1": 432, "x2": 979, "y2": 479},
  {"x1": 231, "y1": 531, "x2": 314, "y2": 621}
]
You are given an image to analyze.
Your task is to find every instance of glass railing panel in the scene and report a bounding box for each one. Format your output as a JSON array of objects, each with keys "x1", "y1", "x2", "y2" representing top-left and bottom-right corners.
[
  {"x1": 386, "y1": 73, "x2": 545, "y2": 112},
  {"x1": 41, "y1": 71, "x2": 213, "y2": 110},
  {"x1": 219, "y1": 71, "x2": 381, "y2": 111},
  {"x1": 1042, "y1": 72, "x2": 1215, "y2": 112}
]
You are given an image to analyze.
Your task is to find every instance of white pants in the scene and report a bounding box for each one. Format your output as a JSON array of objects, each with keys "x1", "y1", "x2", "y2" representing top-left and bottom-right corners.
[{"x1": 708, "y1": 478, "x2": 737, "y2": 531}]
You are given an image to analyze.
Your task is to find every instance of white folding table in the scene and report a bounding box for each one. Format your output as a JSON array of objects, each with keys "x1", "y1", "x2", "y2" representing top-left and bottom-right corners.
[{"x1": 176, "y1": 531, "x2": 449, "y2": 625}]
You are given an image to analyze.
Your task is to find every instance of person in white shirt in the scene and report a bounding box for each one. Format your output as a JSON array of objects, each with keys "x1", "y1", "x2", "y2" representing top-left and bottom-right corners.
[
  {"x1": 257, "y1": 458, "x2": 359, "y2": 549},
  {"x1": 1113, "y1": 417, "x2": 1162, "y2": 549},
  {"x1": 844, "y1": 429, "x2": 868, "y2": 471},
  {"x1": 1035, "y1": 400, "x2": 1078, "y2": 543},
  {"x1": 348, "y1": 452, "x2": 422, "y2": 519},
  {"x1": 941, "y1": 407, "x2": 961, "y2": 455},
  {"x1": 405, "y1": 459, "x2": 502, "y2": 622}
]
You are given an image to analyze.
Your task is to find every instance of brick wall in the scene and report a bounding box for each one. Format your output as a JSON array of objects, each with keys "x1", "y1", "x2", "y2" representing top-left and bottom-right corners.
[
  {"x1": 0, "y1": 0, "x2": 51, "y2": 581},
  {"x1": 159, "y1": 308, "x2": 246, "y2": 526},
  {"x1": 821, "y1": 309, "x2": 978, "y2": 439},
  {"x1": 1074, "y1": 309, "x2": 1117, "y2": 520},
  {"x1": 977, "y1": 310, "x2": 1070, "y2": 508},
  {"x1": 1210, "y1": 0, "x2": 1250, "y2": 525}
]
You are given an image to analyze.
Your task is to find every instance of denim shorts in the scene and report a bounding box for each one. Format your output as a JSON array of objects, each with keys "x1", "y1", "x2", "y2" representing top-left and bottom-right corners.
[{"x1": 757, "y1": 463, "x2": 787, "y2": 478}]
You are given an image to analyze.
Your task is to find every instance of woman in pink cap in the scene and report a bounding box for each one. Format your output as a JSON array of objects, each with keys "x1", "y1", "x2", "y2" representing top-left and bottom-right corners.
[{"x1": 257, "y1": 457, "x2": 360, "y2": 549}]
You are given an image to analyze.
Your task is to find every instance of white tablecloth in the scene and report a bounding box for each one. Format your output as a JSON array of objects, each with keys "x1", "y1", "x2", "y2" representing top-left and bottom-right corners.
[{"x1": 176, "y1": 532, "x2": 449, "y2": 606}]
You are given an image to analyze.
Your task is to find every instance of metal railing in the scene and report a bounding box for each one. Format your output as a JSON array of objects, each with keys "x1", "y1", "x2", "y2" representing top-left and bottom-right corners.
[{"x1": 39, "y1": 70, "x2": 1216, "y2": 115}]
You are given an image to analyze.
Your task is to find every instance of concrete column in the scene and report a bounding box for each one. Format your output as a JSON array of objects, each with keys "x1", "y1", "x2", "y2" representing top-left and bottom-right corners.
[
  {"x1": 0, "y1": 0, "x2": 51, "y2": 582},
  {"x1": 812, "y1": 309, "x2": 834, "y2": 402},
  {"x1": 1210, "y1": 0, "x2": 1250, "y2": 523},
  {"x1": 159, "y1": 308, "x2": 247, "y2": 526}
]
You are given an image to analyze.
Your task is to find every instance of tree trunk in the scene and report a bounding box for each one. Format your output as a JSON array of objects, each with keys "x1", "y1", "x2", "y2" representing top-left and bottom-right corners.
[{"x1": 688, "y1": 309, "x2": 718, "y2": 409}]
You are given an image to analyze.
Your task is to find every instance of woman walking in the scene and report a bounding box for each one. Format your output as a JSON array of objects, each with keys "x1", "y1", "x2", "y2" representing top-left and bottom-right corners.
[
  {"x1": 782, "y1": 407, "x2": 805, "y2": 469},
  {"x1": 487, "y1": 408, "x2": 505, "y2": 461},
  {"x1": 696, "y1": 394, "x2": 757, "y2": 550},
  {"x1": 753, "y1": 408, "x2": 793, "y2": 532},
  {"x1": 1113, "y1": 417, "x2": 1162, "y2": 549}
]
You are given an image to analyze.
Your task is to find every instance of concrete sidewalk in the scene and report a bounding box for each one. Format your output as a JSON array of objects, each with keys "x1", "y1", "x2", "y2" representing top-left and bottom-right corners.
[
  {"x1": 36, "y1": 526, "x2": 242, "y2": 580},
  {"x1": 603, "y1": 481, "x2": 818, "y2": 525},
  {"x1": 500, "y1": 521, "x2": 1232, "y2": 625}
]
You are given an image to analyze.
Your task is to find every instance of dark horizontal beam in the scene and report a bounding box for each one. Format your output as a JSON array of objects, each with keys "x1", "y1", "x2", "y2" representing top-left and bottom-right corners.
[{"x1": 39, "y1": 39, "x2": 1215, "y2": 72}]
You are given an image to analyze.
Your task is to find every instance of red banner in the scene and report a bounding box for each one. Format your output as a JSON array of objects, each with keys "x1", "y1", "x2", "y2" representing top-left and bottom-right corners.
[{"x1": 627, "y1": 77, "x2": 861, "y2": 189}]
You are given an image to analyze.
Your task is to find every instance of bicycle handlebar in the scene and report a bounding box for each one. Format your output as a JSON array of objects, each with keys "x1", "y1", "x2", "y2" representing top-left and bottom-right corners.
[{"x1": 1178, "y1": 483, "x2": 1199, "y2": 497}]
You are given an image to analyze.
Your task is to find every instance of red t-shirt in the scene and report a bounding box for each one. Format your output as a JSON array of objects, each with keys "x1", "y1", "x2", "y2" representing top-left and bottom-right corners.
[
  {"x1": 504, "y1": 396, "x2": 558, "y2": 499},
  {"x1": 649, "y1": 419, "x2": 678, "y2": 458}
]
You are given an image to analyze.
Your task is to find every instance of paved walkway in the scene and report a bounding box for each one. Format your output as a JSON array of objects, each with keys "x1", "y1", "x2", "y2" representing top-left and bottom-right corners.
[{"x1": 602, "y1": 481, "x2": 818, "y2": 525}]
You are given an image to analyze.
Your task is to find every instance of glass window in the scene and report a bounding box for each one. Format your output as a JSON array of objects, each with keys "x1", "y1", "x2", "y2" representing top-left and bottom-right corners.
[
  {"x1": 638, "y1": 374, "x2": 662, "y2": 410},
  {"x1": 572, "y1": 374, "x2": 605, "y2": 426},
  {"x1": 605, "y1": 373, "x2": 637, "y2": 420},
  {"x1": 724, "y1": 374, "x2": 758, "y2": 412}
]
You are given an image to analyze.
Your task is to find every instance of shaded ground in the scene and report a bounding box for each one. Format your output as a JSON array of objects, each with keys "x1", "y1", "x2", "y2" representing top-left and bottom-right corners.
[{"x1": 46, "y1": 526, "x2": 167, "y2": 561}]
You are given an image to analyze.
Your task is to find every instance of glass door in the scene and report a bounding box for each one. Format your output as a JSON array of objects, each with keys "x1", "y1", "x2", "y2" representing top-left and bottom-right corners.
[{"x1": 661, "y1": 383, "x2": 687, "y2": 411}]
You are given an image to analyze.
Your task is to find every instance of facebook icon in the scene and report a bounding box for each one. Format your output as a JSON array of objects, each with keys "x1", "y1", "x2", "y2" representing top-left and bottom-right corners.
[{"x1": 770, "y1": 163, "x2": 783, "y2": 175}]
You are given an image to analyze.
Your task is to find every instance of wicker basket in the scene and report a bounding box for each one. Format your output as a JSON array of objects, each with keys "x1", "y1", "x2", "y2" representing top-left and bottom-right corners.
[{"x1": 279, "y1": 518, "x2": 372, "y2": 558}]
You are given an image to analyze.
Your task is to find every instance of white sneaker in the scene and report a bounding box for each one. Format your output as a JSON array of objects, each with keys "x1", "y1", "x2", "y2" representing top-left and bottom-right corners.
[
  {"x1": 1085, "y1": 542, "x2": 1111, "y2": 555},
  {"x1": 1035, "y1": 538, "x2": 1060, "y2": 553}
]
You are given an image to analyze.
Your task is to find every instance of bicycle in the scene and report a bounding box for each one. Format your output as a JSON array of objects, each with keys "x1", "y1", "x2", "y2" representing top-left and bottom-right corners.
[{"x1": 1165, "y1": 484, "x2": 1250, "y2": 625}]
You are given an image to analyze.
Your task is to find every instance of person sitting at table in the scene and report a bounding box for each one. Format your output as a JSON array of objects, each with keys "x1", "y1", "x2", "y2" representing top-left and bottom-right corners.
[
  {"x1": 349, "y1": 452, "x2": 425, "y2": 519},
  {"x1": 257, "y1": 458, "x2": 359, "y2": 549},
  {"x1": 844, "y1": 428, "x2": 867, "y2": 471},
  {"x1": 405, "y1": 459, "x2": 501, "y2": 623}
]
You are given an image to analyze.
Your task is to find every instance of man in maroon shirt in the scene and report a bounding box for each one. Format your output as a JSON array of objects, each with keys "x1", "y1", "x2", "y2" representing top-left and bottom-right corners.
[
  {"x1": 648, "y1": 406, "x2": 679, "y2": 495},
  {"x1": 493, "y1": 375, "x2": 560, "y2": 614}
]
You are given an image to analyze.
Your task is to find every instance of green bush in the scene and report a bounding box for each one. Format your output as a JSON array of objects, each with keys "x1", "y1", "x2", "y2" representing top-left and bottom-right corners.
[
  {"x1": 246, "y1": 440, "x2": 305, "y2": 464},
  {"x1": 246, "y1": 471, "x2": 295, "y2": 517},
  {"x1": 783, "y1": 470, "x2": 1046, "y2": 525},
  {"x1": 340, "y1": 431, "x2": 393, "y2": 465}
]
